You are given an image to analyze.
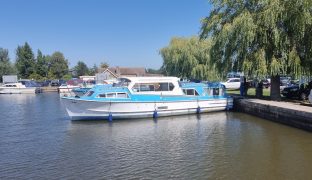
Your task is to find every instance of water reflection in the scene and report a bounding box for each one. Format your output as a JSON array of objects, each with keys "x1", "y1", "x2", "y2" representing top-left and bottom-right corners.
[{"x1": 0, "y1": 94, "x2": 312, "y2": 179}]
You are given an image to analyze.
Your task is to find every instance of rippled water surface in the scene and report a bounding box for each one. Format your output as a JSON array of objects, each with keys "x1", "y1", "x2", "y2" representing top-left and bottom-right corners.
[{"x1": 1, "y1": 93, "x2": 312, "y2": 179}]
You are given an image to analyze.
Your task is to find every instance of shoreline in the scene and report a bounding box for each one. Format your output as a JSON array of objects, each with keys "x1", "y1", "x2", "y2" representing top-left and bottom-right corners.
[{"x1": 233, "y1": 96, "x2": 312, "y2": 132}]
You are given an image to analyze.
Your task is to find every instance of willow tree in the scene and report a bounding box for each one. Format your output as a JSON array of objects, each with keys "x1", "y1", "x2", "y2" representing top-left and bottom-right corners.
[
  {"x1": 200, "y1": 0, "x2": 312, "y2": 100},
  {"x1": 160, "y1": 36, "x2": 221, "y2": 81}
]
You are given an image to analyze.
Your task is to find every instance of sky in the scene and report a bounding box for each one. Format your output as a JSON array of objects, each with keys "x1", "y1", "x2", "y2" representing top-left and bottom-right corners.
[{"x1": 0, "y1": 0, "x2": 211, "y2": 69}]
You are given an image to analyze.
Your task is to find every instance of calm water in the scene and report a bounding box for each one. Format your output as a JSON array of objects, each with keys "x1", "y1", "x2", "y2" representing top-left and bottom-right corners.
[{"x1": 1, "y1": 93, "x2": 312, "y2": 179}]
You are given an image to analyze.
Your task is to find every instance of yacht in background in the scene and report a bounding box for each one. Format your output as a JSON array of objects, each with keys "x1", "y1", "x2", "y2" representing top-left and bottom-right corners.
[{"x1": 0, "y1": 82, "x2": 40, "y2": 94}]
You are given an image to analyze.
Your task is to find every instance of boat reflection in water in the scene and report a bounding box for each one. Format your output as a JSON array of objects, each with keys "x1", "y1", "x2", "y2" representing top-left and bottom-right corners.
[{"x1": 62, "y1": 77, "x2": 233, "y2": 120}]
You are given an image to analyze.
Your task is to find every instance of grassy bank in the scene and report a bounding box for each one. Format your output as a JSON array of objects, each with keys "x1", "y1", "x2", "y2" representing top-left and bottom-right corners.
[{"x1": 227, "y1": 88, "x2": 271, "y2": 97}]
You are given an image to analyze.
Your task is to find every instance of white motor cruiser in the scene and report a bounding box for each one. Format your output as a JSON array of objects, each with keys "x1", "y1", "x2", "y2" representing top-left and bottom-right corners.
[{"x1": 0, "y1": 82, "x2": 39, "y2": 94}]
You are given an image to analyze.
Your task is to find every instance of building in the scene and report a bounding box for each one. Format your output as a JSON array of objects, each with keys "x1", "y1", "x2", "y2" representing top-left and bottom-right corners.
[
  {"x1": 2, "y1": 75, "x2": 18, "y2": 83},
  {"x1": 79, "y1": 76, "x2": 96, "y2": 81},
  {"x1": 95, "y1": 66, "x2": 163, "y2": 84}
]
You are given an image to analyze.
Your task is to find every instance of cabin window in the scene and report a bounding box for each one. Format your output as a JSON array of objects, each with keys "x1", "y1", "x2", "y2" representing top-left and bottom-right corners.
[
  {"x1": 155, "y1": 83, "x2": 175, "y2": 91},
  {"x1": 213, "y1": 88, "x2": 219, "y2": 95},
  {"x1": 183, "y1": 89, "x2": 199, "y2": 96},
  {"x1": 219, "y1": 88, "x2": 224, "y2": 96},
  {"x1": 205, "y1": 87, "x2": 224, "y2": 96},
  {"x1": 98, "y1": 94, "x2": 106, "y2": 98},
  {"x1": 116, "y1": 93, "x2": 128, "y2": 98},
  {"x1": 204, "y1": 88, "x2": 212, "y2": 96},
  {"x1": 132, "y1": 84, "x2": 140, "y2": 92},
  {"x1": 132, "y1": 82, "x2": 175, "y2": 92},
  {"x1": 97, "y1": 92, "x2": 129, "y2": 98},
  {"x1": 106, "y1": 93, "x2": 116, "y2": 98},
  {"x1": 85, "y1": 91, "x2": 94, "y2": 96},
  {"x1": 169, "y1": 83, "x2": 175, "y2": 90}
]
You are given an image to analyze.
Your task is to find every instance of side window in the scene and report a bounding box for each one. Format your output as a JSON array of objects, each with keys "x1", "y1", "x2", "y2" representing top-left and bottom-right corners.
[
  {"x1": 98, "y1": 94, "x2": 106, "y2": 98},
  {"x1": 133, "y1": 82, "x2": 175, "y2": 92},
  {"x1": 132, "y1": 84, "x2": 140, "y2": 92},
  {"x1": 159, "y1": 83, "x2": 169, "y2": 91},
  {"x1": 183, "y1": 89, "x2": 199, "y2": 96},
  {"x1": 169, "y1": 83, "x2": 175, "y2": 90},
  {"x1": 140, "y1": 84, "x2": 153, "y2": 91},
  {"x1": 106, "y1": 93, "x2": 116, "y2": 98},
  {"x1": 97, "y1": 92, "x2": 128, "y2": 98},
  {"x1": 117, "y1": 93, "x2": 128, "y2": 98},
  {"x1": 85, "y1": 91, "x2": 94, "y2": 96},
  {"x1": 213, "y1": 88, "x2": 219, "y2": 95},
  {"x1": 187, "y1": 89, "x2": 194, "y2": 95},
  {"x1": 204, "y1": 88, "x2": 212, "y2": 96}
]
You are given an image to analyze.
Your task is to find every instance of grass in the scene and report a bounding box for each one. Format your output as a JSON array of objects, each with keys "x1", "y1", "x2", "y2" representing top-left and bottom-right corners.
[{"x1": 227, "y1": 88, "x2": 271, "y2": 97}]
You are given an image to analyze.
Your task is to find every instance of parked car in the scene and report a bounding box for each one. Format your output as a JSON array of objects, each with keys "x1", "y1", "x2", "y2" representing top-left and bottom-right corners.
[
  {"x1": 221, "y1": 78, "x2": 241, "y2": 89},
  {"x1": 281, "y1": 81, "x2": 312, "y2": 100},
  {"x1": 50, "y1": 80, "x2": 60, "y2": 87},
  {"x1": 261, "y1": 79, "x2": 270, "y2": 88},
  {"x1": 309, "y1": 89, "x2": 312, "y2": 104}
]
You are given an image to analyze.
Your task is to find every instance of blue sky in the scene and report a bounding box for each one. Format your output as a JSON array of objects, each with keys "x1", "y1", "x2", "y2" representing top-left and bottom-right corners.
[{"x1": 0, "y1": 0, "x2": 211, "y2": 69}]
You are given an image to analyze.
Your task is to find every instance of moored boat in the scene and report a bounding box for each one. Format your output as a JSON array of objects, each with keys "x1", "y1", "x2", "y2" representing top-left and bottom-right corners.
[
  {"x1": 61, "y1": 77, "x2": 233, "y2": 120},
  {"x1": 0, "y1": 82, "x2": 39, "y2": 94},
  {"x1": 58, "y1": 84, "x2": 81, "y2": 97}
]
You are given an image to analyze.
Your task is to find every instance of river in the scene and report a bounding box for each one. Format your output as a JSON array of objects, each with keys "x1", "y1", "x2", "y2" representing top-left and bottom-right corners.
[{"x1": 0, "y1": 93, "x2": 311, "y2": 179}]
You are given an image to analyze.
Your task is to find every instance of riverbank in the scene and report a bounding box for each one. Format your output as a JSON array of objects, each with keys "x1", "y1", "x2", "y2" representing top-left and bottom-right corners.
[
  {"x1": 41, "y1": 86, "x2": 58, "y2": 92},
  {"x1": 233, "y1": 97, "x2": 312, "y2": 132}
]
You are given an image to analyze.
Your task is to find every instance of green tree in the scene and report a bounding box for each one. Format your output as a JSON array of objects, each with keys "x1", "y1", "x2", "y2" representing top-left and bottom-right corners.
[
  {"x1": 49, "y1": 51, "x2": 69, "y2": 79},
  {"x1": 29, "y1": 73, "x2": 43, "y2": 81},
  {"x1": 35, "y1": 49, "x2": 49, "y2": 78},
  {"x1": 160, "y1": 37, "x2": 220, "y2": 81},
  {"x1": 100, "y1": 62, "x2": 109, "y2": 69},
  {"x1": 74, "y1": 61, "x2": 89, "y2": 77},
  {"x1": 200, "y1": 0, "x2": 312, "y2": 100},
  {"x1": 89, "y1": 64, "x2": 98, "y2": 76},
  {"x1": 15, "y1": 42, "x2": 35, "y2": 78},
  {"x1": 62, "y1": 74, "x2": 72, "y2": 80},
  {"x1": 0, "y1": 48, "x2": 16, "y2": 82},
  {"x1": 146, "y1": 68, "x2": 163, "y2": 74}
]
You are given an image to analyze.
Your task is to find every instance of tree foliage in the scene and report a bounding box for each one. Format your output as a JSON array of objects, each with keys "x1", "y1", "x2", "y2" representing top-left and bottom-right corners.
[
  {"x1": 0, "y1": 48, "x2": 16, "y2": 82},
  {"x1": 49, "y1": 51, "x2": 69, "y2": 79},
  {"x1": 160, "y1": 37, "x2": 220, "y2": 81},
  {"x1": 15, "y1": 42, "x2": 35, "y2": 78},
  {"x1": 74, "y1": 61, "x2": 89, "y2": 77},
  {"x1": 200, "y1": 0, "x2": 312, "y2": 100},
  {"x1": 100, "y1": 62, "x2": 109, "y2": 69},
  {"x1": 89, "y1": 64, "x2": 98, "y2": 76},
  {"x1": 35, "y1": 50, "x2": 49, "y2": 78}
]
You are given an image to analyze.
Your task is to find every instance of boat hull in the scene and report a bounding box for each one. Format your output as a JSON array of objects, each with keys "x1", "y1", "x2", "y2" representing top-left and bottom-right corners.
[
  {"x1": 62, "y1": 98, "x2": 233, "y2": 120},
  {"x1": 0, "y1": 87, "x2": 38, "y2": 94}
]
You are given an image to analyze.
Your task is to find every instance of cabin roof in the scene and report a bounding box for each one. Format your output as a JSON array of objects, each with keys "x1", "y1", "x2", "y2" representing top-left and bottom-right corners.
[{"x1": 120, "y1": 76, "x2": 180, "y2": 83}]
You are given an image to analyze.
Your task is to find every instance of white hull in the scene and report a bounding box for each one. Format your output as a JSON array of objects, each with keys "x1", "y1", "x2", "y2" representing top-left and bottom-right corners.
[
  {"x1": 62, "y1": 98, "x2": 233, "y2": 120},
  {"x1": 0, "y1": 87, "x2": 37, "y2": 94},
  {"x1": 58, "y1": 86, "x2": 80, "y2": 97}
]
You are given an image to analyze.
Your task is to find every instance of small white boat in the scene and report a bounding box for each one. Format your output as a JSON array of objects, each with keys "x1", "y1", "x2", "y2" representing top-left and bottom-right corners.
[
  {"x1": 62, "y1": 76, "x2": 233, "y2": 120},
  {"x1": 0, "y1": 82, "x2": 39, "y2": 94}
]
